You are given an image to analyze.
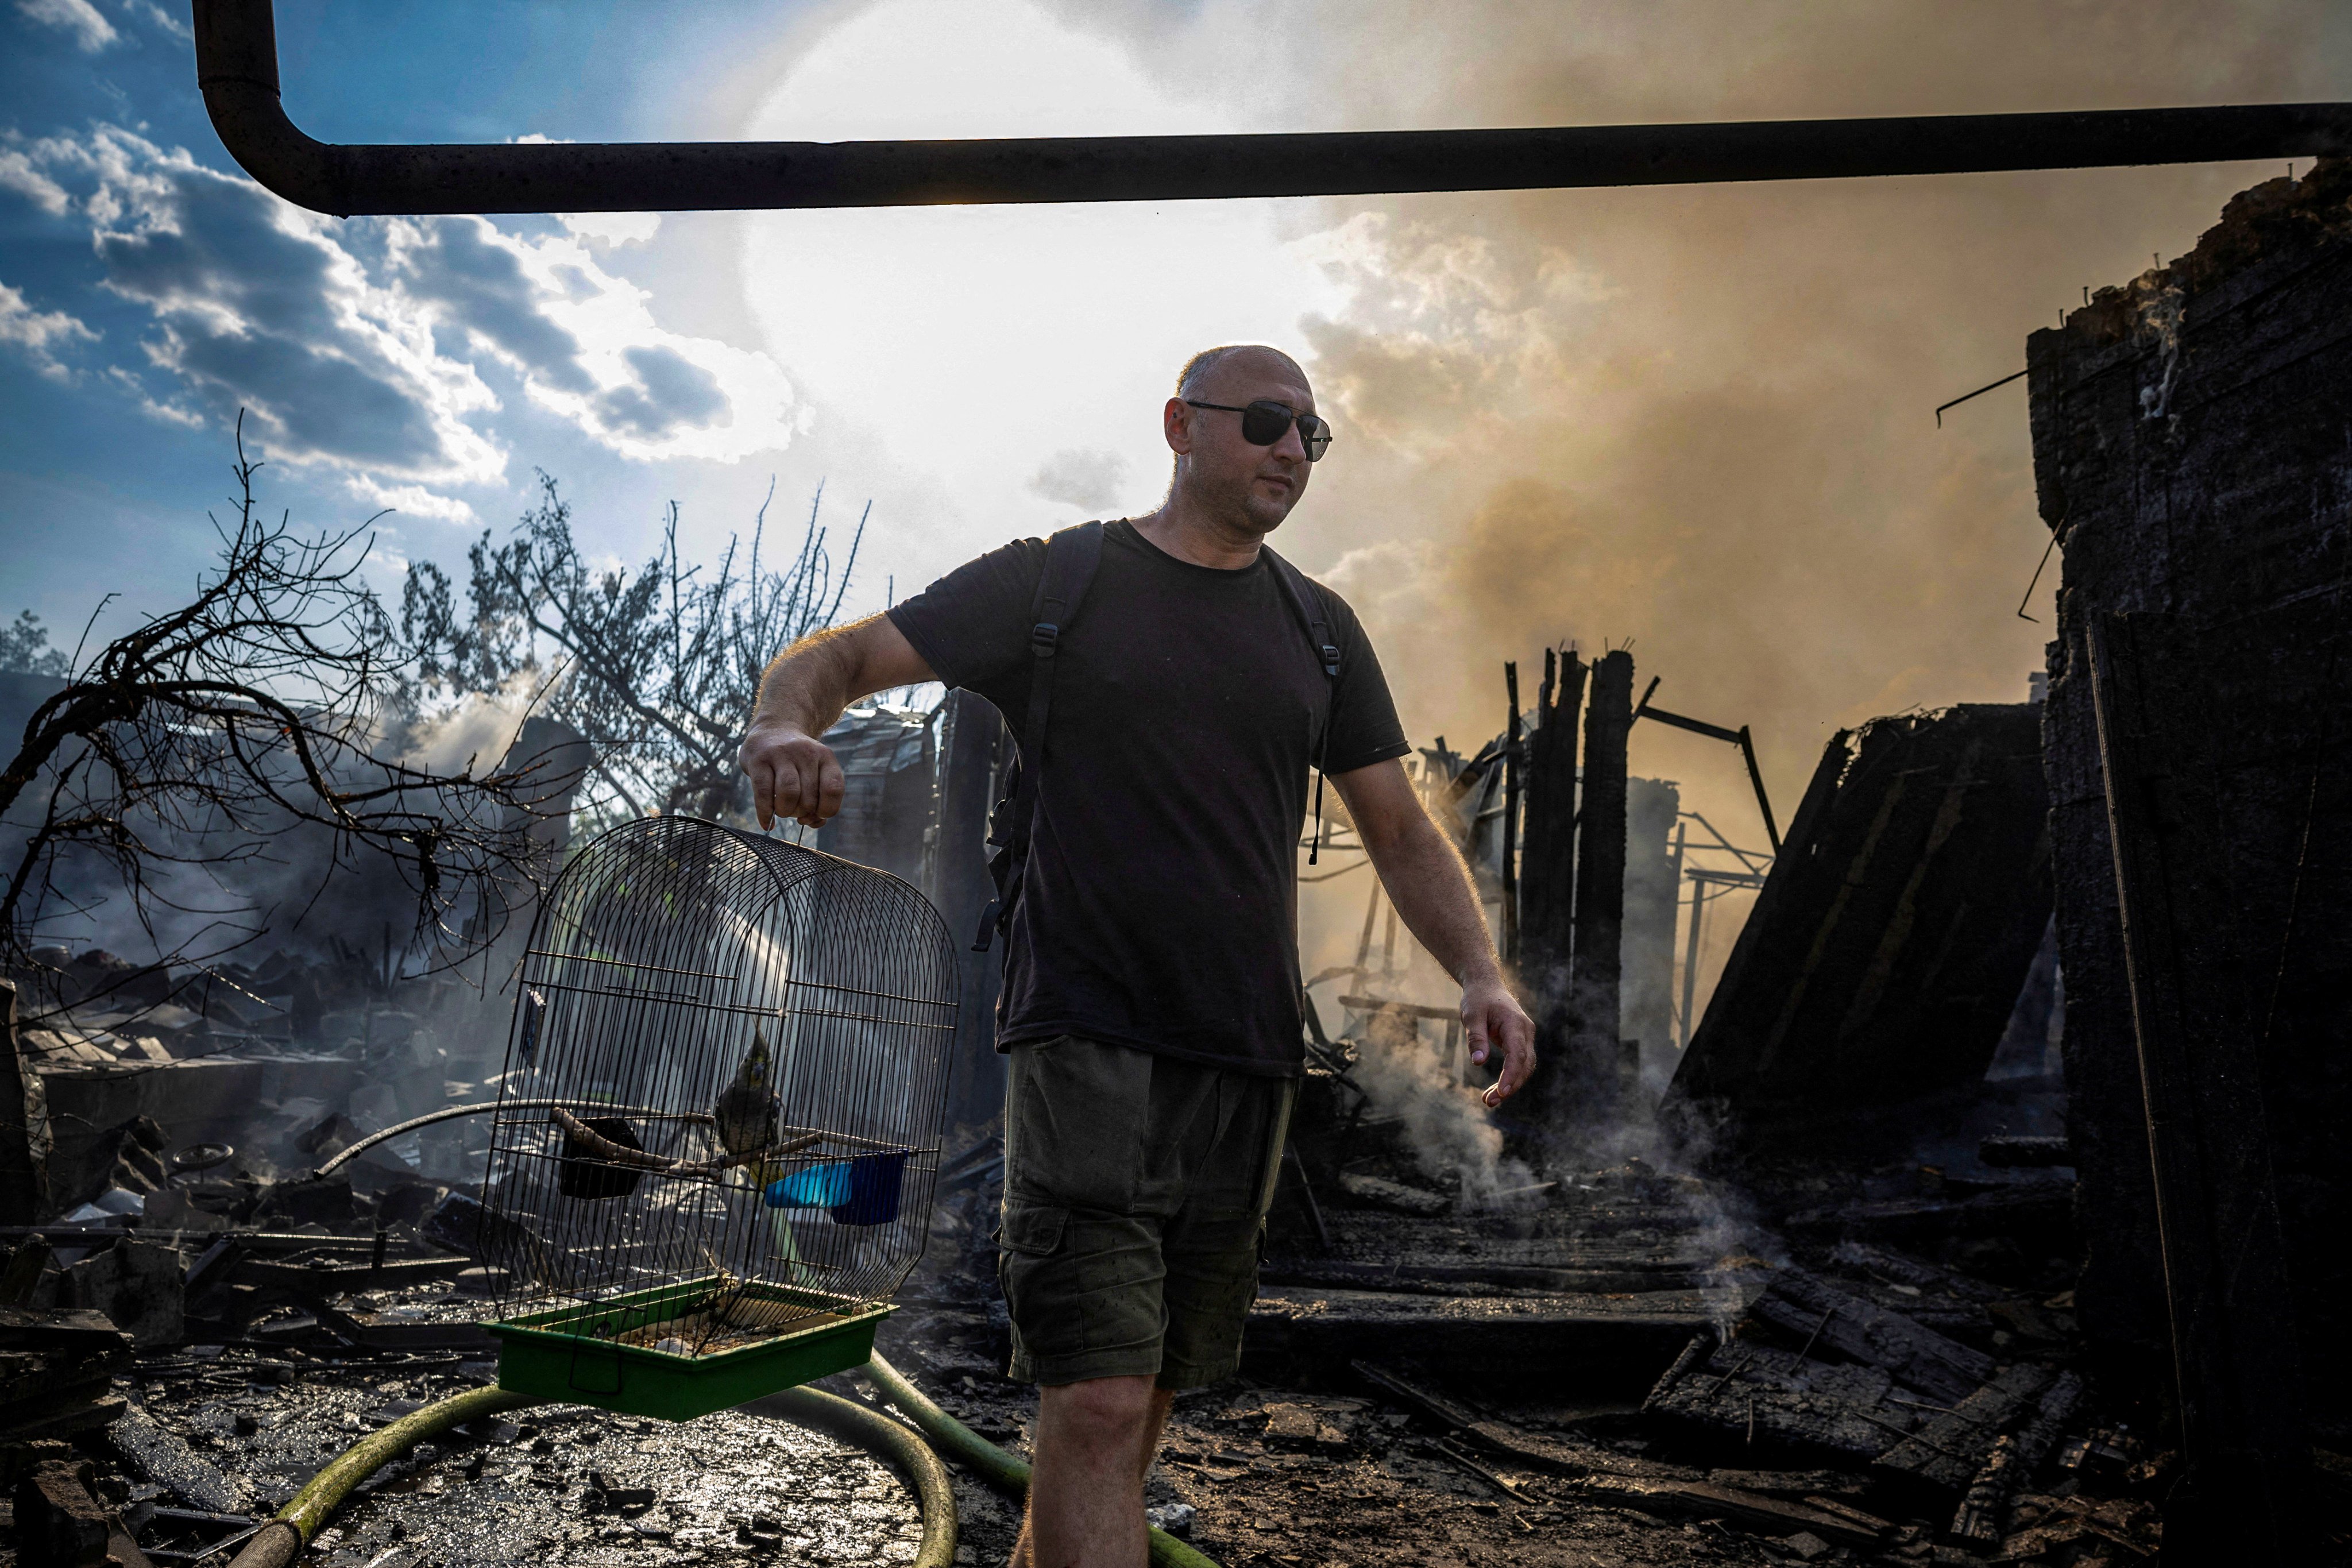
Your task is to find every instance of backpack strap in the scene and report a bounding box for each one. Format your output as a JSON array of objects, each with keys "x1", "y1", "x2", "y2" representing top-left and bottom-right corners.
[
  {"x1": 972, "y1": 520, "x2": 1105, "y2": 952},
  {"x1": 1262, "y1": 546, "x2": 1343, "y2": 864}
]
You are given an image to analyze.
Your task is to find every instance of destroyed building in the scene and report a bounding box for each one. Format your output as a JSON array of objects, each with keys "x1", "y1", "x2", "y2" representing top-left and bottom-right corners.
[{"x1": 9, "y1": 161, "x2": 2352, "y2": 1568}]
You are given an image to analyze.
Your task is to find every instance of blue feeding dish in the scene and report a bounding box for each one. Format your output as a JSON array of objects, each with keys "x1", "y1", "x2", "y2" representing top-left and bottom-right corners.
[
  {"x1": 766, "y1": 1162, "x2": 854, "y2": 1209},
  {"x1": 764, "y1": 1150, "x2": 909, "y2": 1227}
]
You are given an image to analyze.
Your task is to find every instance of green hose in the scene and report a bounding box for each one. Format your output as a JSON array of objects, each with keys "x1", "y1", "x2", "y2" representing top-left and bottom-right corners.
[
  {"x1": 228, "y1": 1386, "x2": 544, "y2": 1568},
  {"x1": 867, "y1": 1351, "x2": 1223, "y2": 1568}
]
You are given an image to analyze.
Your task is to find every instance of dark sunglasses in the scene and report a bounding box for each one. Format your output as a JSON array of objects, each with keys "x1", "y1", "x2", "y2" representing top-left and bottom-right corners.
[{"x1": 1183, "y1": 399, "x2": 1333, "y2": 461}]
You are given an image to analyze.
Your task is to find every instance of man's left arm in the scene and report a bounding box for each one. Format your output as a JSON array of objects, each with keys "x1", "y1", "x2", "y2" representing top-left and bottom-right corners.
[{"x1": 1328, "y1": 759, "x2": 1536, "y2": 1106}]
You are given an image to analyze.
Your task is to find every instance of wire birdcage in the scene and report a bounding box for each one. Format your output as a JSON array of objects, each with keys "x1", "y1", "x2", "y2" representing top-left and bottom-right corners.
[{"x1": 475, "y1": 814, "x2": 956, "y2": 1419}]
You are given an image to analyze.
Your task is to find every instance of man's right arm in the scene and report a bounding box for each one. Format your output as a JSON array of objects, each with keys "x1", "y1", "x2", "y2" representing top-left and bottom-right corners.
[{"x1": 738, "y1": 613, "x2": 937, "y2": 829}]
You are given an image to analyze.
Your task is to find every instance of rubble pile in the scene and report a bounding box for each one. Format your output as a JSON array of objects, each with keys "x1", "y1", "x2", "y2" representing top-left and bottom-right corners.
[{"x1": 895, "y1": 1101, "x2": 2168, "y2": 1567}]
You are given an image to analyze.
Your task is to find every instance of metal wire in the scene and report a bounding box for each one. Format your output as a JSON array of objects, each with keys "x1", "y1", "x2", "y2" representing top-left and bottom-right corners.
[{"x1": 478, "y1": 816, "x2": 957, "y2": 1358}]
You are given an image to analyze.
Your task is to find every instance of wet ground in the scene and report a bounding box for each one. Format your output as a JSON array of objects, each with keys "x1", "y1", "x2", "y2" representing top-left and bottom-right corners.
[
  {"x1": 113, "y1": 1346, "x2": 929, "y2": 1568},
  {"x1": 98, "y1": 1328, "x2": 1846, "y2": 1568},
  {"x1": 48, "y1": 1136, "x2": 2111, "y2": 1568}
]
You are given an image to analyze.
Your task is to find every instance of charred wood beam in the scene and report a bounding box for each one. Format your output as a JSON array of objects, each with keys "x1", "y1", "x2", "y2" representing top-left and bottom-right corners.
[
  {"x1": 0, "y1": 983, "x2": 43, "y2": 1225},
  {"x1": 1567, "y1": 651, "x2": 1634, "y2": 1105},
  {"x1": 1516, "y1": 649, "x2": 1585, "y2": 1136},
  {"x1": 192, "y1": 2, "x2": 2352, "y2": 217}
]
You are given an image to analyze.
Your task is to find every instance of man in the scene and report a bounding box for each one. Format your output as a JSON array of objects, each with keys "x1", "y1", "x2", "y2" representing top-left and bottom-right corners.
[{"x1": 739, "y1": 343, "x2": 1536, "y2": 1567}]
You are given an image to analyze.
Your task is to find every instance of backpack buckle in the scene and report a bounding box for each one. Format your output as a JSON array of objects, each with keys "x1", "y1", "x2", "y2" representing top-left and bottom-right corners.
[
  {"x1": 1031, "y1": 621, "x2": 1060, "y2": 656},
  {"x1": 1319, "y1": 643, "x2": 1341, "y2": 679}
]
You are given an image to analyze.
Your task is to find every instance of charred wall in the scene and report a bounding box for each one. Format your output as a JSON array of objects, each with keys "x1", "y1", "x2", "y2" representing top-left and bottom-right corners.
[
  {"x1": 1666, "y1": 704, "x2": 2052, "y2": 1134},
  {"x1": 2032, "y1": 159, "x2": 2352, "y2": 1450}
]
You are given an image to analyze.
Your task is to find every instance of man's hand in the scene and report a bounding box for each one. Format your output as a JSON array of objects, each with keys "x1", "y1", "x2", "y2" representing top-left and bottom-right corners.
[
  {"x1": 739, "y1": 724, "x2": 845, "y2": 830},
  {"x1": 736, "y1": 616, "x2": 936, "y2": 831},
  {"x1": 1331, "y1": 760, "x2": 1540, "y2": 1107},
  {"x1": 1462, "y1": 969, "x2": 1537, "y2": 1108}
]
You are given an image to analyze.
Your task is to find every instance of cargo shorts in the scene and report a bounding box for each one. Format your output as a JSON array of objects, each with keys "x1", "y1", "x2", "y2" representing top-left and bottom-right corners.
[{"x1": 997, "y1": 1034, "x2": 1296, "y2": 1389}]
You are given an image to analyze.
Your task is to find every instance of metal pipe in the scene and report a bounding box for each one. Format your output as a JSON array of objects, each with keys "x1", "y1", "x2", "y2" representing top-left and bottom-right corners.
[
  {"x1": 194, "y1": 0, "x2": 2352, "y2": 218},
  {"x1": 1735, "y1": 725, "x2": 1782, "y2": 854}
]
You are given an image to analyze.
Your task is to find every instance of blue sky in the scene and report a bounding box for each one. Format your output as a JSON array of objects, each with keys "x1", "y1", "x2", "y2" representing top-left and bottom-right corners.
[
  {"x1": 0, "y1": 2, "x2": 853, "y2": 646},
  {"x1": 2, "y1": 0, "x2": 2347, "y2": 876}
]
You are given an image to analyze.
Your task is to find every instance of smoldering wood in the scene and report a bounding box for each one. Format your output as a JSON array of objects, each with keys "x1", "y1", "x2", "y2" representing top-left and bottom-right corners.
[
  {"x1": 2028, "y1": 160, "x2": 2352, "y2": 1556},
  {"x1": 1642, "y1": 1335, "x2": 1914, "y2": 1463},
  {"x1": 1949, "y1": 1434, "x2": 2019, "y2": 1543},
  {"x1": 1246, "y1": 1282, "x2": 1709, "y2": 1388},
  {"x1": 1951, "y1": 1370, "x2": 2084, "y2": 1542},
  {"x1": 1825, "y1": 1241, "x2": 2006, "y2": 1305},
  {"x1": 1664, "y1": 704, "x2": 2053, "y2": 1136},
  {"x1": 1566, "y1": 650, "x2": 1633, "y2": 1114},
  {"x1": 1869, "y1": 1362, "x2": 2053, "y2": 1492},
  {"x1": 1517, "y1": 648, "x2": 1584, "y2": 998},
  {"x1": 1504, "y1": 647, "x2": 1588, "y2": 1140},
  {"x1": 1744, "y1": 1264, "x2": 1995, "y2": 1406}
]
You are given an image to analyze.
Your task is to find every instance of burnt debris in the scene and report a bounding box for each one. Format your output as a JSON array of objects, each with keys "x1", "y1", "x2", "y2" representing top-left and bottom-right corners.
[
  {"x1": 1666, "y1": 703, "x2": 2056, "y2": 1138},
  {"x1": 7, "y1": 163, "x2": 2352, "y2": 1568}
]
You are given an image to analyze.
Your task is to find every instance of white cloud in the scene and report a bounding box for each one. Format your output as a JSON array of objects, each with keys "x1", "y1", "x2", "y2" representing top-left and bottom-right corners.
[
  {"x1": 346, "y1": 477, "x2": 481, "y2": 526},
  {"x1": 121, "y1": 0, "x2": 188, "y2": 40},
  {"x1": 17, "y1": 0, "x2": 117, "y2": 51},
  {"x1": 390, "y1": 215, "x2": 801, "y2": 462},
  {"x1": 0, "y1": 280, "x2": 97, "y2": 379},
  {"x1": 9, "y1": 127, "x2": 801, "y2": 487},
  {"x1": 561, "y1": 213, "x2": 661, "y2": 248},
  {"x1": 0, "y1": 144, "x2": 71, "y2": 215}
]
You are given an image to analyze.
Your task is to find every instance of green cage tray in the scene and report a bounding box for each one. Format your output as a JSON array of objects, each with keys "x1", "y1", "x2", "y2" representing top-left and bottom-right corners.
[{"x1": 486, "y1": 1275, "x2": 893, "y2": 1422}]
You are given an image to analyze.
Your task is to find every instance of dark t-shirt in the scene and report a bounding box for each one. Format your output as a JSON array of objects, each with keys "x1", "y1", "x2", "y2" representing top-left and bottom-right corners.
[{"x1": 887, "y1": 520, "x2": 1409, "y2": 1076}]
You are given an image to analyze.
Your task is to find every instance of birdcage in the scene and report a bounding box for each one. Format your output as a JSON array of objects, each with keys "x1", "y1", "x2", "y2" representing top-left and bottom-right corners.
[{"x1": 474, "y1": 814, "x2": 956, "y2": 1420}]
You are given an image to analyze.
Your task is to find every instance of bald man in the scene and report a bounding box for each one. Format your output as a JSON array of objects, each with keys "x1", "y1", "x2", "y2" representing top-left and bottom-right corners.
[{"x1": 739, "y1": 345, "x2": 1535, "y2": 1567}]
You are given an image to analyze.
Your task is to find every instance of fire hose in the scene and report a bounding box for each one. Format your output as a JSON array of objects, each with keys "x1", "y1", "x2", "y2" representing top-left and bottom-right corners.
[{"x1": 222, "y1": 1353, "x2": 1219, "y2": 1568}]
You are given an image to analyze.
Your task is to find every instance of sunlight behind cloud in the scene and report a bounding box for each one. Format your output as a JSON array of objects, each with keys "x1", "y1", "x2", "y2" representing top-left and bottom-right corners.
[{"x1": 739, "y1": 0, "x2": 1342, "y2": 550}]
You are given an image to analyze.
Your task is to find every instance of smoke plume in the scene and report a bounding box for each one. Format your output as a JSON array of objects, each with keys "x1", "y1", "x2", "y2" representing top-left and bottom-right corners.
[{"x1": 1053, "y1": 0, "x2": 2348, "y2": 833}]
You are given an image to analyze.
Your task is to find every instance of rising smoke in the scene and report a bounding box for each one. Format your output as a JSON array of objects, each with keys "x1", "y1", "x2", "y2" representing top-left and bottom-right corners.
[
  {"x1": 1053, "y1": 0, "x2": 2349, "y2": 829},
  {"x1": 1041, "y1": 0, "x2": 2351, "y2": 1179}
]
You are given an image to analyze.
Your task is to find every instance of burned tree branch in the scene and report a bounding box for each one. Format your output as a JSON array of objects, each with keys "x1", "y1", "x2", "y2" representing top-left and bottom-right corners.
[
  {"x1": 400, "y1": 474, "x2": 868, "y2": 824},
  {"x1": 0, "y1": 418, "x2": 564, "y2": 1023}
]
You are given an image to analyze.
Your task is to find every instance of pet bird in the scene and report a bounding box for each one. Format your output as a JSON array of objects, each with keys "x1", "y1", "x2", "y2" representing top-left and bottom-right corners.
[{"x1": 712, "y1": 1028, "x2": 781, "y2": 1159}]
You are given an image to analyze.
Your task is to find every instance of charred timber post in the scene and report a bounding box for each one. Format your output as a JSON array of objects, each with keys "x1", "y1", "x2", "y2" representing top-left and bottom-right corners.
[
  {"x1": 0, "y1": 982, "x2": 43, "y2": 1225},
  {"x1": 1501, "y1": 662, "x2": 1522, "y2": 971},
  {"x1": 1569, "y1": 652, "x2": 1635, "y2": 1110},
  {"x1": 1516, "y1": 650, "x2": 1585, "y2": 1137},
  {"x1": 191, "y1": 1, "x2": 2352, "y2": 217},
  {"x1": 2086, "y1": 612, "x2": 2312, "y2": 1556},
  {"x1": 1518, "y1": 649, "x2": 1584, "y2": 986}
]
